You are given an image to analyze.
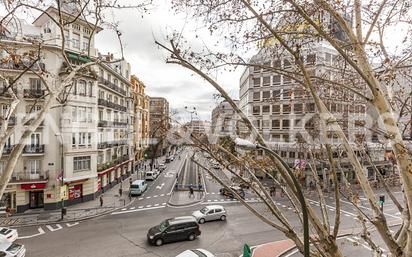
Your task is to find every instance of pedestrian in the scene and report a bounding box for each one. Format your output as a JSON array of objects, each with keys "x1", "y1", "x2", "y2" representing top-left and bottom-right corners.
[
  {"x1": 100, "y1": 195, "x2": 104, "y2": 207},
  {"x1": 128, "y1": 191, "x2": 132, "y2": 202},
  {"x1": 129, "y1": 177, "x2": 132, "y2": 186},
  {"x1": 119, "y1": 187, "x2": 123, "y2": 197},
  {"x1": 280, "y1": 187, "x2": 285, "y2": 198},
  {"x1": 189, "y1": 186, "x2": 194, "y2": 198}
]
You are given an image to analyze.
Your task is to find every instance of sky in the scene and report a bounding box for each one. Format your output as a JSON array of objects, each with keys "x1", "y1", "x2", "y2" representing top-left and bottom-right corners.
[{"x1": 94, "y1": 0, "x2": 245, "y2": 123}]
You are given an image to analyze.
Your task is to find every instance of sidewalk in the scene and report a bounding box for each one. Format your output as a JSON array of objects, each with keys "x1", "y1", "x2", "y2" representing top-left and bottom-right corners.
[{"x1": 0, "y1": 173, "x2": 138, "y2": 228}]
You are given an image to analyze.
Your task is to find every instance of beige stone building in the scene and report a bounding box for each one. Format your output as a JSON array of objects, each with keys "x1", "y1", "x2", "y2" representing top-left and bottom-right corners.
[{"x1": 149, "y1": 97, "x2": 170, "y2": 157}]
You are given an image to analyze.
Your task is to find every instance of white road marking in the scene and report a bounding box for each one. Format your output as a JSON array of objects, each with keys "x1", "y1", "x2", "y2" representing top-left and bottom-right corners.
[
  {"x1": 147, "y1": 205, "x2": 152, "y2": 207},
  {"x1": 17, "y1": 227, "x2": 45, "y2": 239},
  {"x1": 154, "y1": 204, "x2": 159, "y2": 206},
  {"x1": 46, "y1": 224, "x2": 63, "y2": 232},
  {"x1": 66, "y1": 222, "x2": 79, "y2": 227},
  {"x1": 146, "y1": 196, "x2": 151, "y2": 199},
  {"x1": 162, "y1": 203, "x2": 166, "y2": 205},
  {"x1": 138, "y1": 206, "x2": 143, "y2": 209},
  {"x1": 111, "y1": 206, "x2": 166, "y2": 215},
  {"x1": 130, "y1": 207, "x2": 136, "y2": 210},
  {"x1": 156, "y1": 183, "x2": 165, "y2": 190},
  {"x1": 153, "y1": 195, "x2": 158, "y2": 198},
  {"x1": 138, "y1": 198, "x2": 143, "y2": 200},
  {"x1": 121, "y1": 208, "x2": 127, "y2": 211},
  {"x1": 160, "y1": 194, "x2": 165, "y2": 196}
]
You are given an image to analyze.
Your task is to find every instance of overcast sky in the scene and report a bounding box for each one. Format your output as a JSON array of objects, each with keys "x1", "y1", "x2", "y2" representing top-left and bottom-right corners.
[{"x1": 95, "y1": 0, "x2": 245, "y2": 123}]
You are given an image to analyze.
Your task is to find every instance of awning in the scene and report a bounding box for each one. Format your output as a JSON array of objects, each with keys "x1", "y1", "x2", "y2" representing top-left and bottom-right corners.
[
  {"x1": 66, "y1": 51, "x2": 91, "y2": 63},
  {"x1": 63, "y1": 174, "x2": 96, "y2": 184}
]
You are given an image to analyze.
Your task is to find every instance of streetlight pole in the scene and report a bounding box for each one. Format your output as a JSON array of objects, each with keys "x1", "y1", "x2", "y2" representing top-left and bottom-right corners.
[
  {"x1": 55, "y1": 132, "x2": 65, "y2": 220},
  {"x1": 235, "y1": 138, "x2": 310, "y2": 257}
]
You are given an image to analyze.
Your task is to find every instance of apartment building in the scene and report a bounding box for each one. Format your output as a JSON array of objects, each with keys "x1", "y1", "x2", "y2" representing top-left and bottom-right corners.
[
  {"x1": 239, "y1": 41, "x2": 390, "y2": 183},
  {"x1": 211, "y1": 100, "x2": 239, "y2": 138},
  {"x1": 0, "y1": 4, "x2": 135, "y2": 213},
  {"x1": 130, "y1": 75, "x2": 150, "y2": 168},
  {"x1": 149, "y1": 97, "x2": 170, "y2": 157},
  {"x1": 186, "y1": 120, "x2": 211, "y2": 135}
]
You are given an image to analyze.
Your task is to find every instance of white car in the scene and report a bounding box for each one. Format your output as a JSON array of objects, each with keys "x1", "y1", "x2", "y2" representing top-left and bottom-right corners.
[
  {"x1": 0, "y1": 228, "x2": 18, "y2": 243},
  {"x1": 175, "y1": 249, "x2": 215, "y2": 257},
  {"x1": 145, "y1": 171, "x2": 157, "y2": 181},
  {"x1": 192, "y1": 205, "x2": 227, "y2": 224},
  {"x1": 0, "y1": 241, "x2": 26, "y2": 257}
]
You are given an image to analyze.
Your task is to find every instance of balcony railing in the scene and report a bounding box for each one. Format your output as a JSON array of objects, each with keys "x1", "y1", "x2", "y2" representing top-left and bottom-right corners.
[
  {"x1": 2, "y1": 145, "x2": 13, "y2": 155},
  {"x1": 23, "y1": 144, "x2": 45, "y2": 154},
  {"x1": 97, "y1": 154, "x2": 130, "y2": 172},
  {"x1": 11, "y1": 170, "x2": 49, "y2": 182},
  {"x1": 97, "y1": 140, "x2": 128, "y2": 149},
  {"x1": 0, "y1": 61, "x2": 44, "y2": 71},
  {"x1": 24, "y1": 89, "x2": 45, "y2": 98},
  {"x1": 98, "y1": 120, "x2": 128, "y2": 128},
  {"x1": 97, "y1": 98, "x2": 127, "y2": 112},
  {"x1": 98, "y1": 77, "x2": 126, "y2": 96}
]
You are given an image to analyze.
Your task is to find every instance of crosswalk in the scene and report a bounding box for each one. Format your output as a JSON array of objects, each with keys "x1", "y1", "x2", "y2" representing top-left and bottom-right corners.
[{"x1": 17, "y1": 222, "x2": 80, "y2": 240}]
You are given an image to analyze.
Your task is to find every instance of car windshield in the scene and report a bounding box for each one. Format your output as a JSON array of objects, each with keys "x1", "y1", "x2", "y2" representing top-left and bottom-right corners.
[
  {"x1": 6, "y1": 244, "x2": 21, "y2": 254},
  {"x1": 0, "y1": 228, "x2": 10, "y2": 235},
  {"x1": 199, "y1": 207, "x2": 209, "y2": 214},
  {"x1": 159, "y1": 220, "x2": 169, "y2": 232},
  {"x1": 191, "y1": 249, "x2": 207, "y2": 257},
  {"x1": 130, "y1": 184, "x2": 139, "y2": 189}
]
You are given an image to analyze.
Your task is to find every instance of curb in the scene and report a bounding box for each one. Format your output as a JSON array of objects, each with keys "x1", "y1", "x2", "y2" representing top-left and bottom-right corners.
[
  {"x1": 167, "y1": 192, "x2": 206, "y2": 207},
  {"x1": 6, "y1": 198, "x2": 136, "y2": 228}
]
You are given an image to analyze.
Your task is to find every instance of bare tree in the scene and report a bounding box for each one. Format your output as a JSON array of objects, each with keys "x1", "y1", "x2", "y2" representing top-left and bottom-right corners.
[{"x1": 156, "y1": 1, "x2": 412, "y2": 256}]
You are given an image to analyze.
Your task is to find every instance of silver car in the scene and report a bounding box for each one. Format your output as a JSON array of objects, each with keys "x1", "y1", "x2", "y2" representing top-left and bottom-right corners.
[{"x1": 192, "y1": 205, "x2": 226, "y2": 224}]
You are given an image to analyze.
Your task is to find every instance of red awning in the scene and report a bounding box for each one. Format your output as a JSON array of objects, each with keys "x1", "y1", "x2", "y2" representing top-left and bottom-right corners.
[{"x1": 21, "y1": 183, "x2": 46, "y2": 190}]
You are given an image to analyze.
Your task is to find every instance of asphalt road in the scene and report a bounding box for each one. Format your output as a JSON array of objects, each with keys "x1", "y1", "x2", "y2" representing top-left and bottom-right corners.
[{"x1": 15, "y1": 150, "x2": 404, "y2": 257}]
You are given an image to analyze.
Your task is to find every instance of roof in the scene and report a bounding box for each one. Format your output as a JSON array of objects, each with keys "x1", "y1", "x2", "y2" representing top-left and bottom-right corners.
[
  {"x1": 204, "y1": 205, "x2": 224, "y2": 209},
  {"x1": 32, "y1": 6, "x2": 103, "y2": 32},
  {"x1": 168, "y1": 216, "x2": 197, "y2": 224},
  {"x1": 131, "y1": 180, "x2": 145, "y2": 184}
]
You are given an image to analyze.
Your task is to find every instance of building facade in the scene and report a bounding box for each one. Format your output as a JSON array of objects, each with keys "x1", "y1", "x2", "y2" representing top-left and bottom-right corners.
[
  {"x1": 211, "y1": 100, "x2": 239, "y2": 138},
  {"x1": 130, "y1": 75, "x2": 150, "y2": 170},
  {"x1": 0, "y1": 5, "x2": 136, "y2": 213},
  {"x1": 148, "y1": 97, "x2": 170, "y2": 157}
]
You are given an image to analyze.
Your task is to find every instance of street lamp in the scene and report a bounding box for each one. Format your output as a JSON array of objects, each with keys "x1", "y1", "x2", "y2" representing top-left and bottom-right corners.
[
  {"x1": 184, "y1": 106, "x2": 197, "y2": 123},
  {"x1": 234, "y1": 138, "x2": 310, "y2": 257},
  {"x1": 55, "y1": 133, "x2": 65, "y2": 220}
]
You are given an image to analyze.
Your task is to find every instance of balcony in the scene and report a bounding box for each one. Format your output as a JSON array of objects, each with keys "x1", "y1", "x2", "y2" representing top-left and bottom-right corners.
[
  {"x1": 23, "y1": 144, "x2": 45, "y2": 154},
  {"x1": 97, "y1": 140, "x2": 128, "y2": 149},
  {"x1": 98, "y1": 77, "x2": 126, "y2": 96},
  {"x1": 98, "y1": 120, "x2": 128, "y2": 128},
  {"x1": 2, "y1": 145, "x2": 13, "y2": 155},
  {"x1": 98, "y1": 98, "x2": 127, "y2": 112},
  {"x1": 0, "y1": 61, "x2": 44, "y2": 71},
  {"x1": 23, "y1": 89, "x2": 45, "y2": 98},
  {"x1": 97, "y1": 154, "x2": 130, "y2": 172},
  {"x1": 10, "y1": 170, "x2": 49, "y2": 183},
  {"x1": 0, "y1": 116, "x2": 16, "y2": 127}
]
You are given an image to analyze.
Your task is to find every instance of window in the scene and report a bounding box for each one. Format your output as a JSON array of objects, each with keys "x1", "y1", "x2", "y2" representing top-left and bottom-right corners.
[
  {"x1": 72, "y1": 106, "x2": 77, "y2": 122},
  {"x1": 281, "y1": 151, "x2": 287, "y2": 157},
  {"x1": 262, "y1": 91, "x2": 270, "y2": 100},
  {"x1": 64, "y1": 30, "x2": 70, "y2": 47},
  {"x1": 272, "y1": 105, "x2": 280, "y2": 114},
  {"x1": 88, "y1": 82, "x2": 93, "y2": 97},
  {"x1": 273, "y1": 75, "x2": 281, "y2": 85},
  {"x1": 283, "y1": 89, "x2": 291, "y2": 99},
  {"x1": 72, "y1": 33, "x2": 80, "y2": 49},
  {"x1": 272, "y1": 134, "x2": 280, "y2": 141},
  {"x1": 79, "y1": 107, "x2": 86, "y2": 122},
  {"x1": 307, "y1": 54, "x2": 316, "y2": 64},
  {"x1": 72, "y1": 133, "x2": 76, "y2": 146},
  {"x1": 283, "y1": 76, "x2": 292, "y2": 84},
  {"x1": 82, "y1": 37, "x2": 89, "y2": 51},
  {"x1": 0, "y1": 161, "x2": 3, "y2": 175},
  {"x1": 73, "y1": 156, "x2": 91, "y2": 172},
  {"x1": 294, "y1": 103, "x2": 303, "y2": 113},
  {"x1": 282, "y1": 104, "x2": 291, "y2": 114},
  {"x1": 273, "y1": 90, "x2": 281, "y2": 99},
  {"x1": 273, "y1": 59, "x2": 281, "y2": 68},
  {"x1": 262, "y1": 105, "x2": 270, "y2": 113},
  {"x1": 83, "y1": 27, "x2": 91, "y2": 35},
  {"x1": 272, "y1": 120, "x2": 280, "y2": 129},
  {"x1": 283, "y1": 134, "x2": 290, "y2": 142},
  {"x1": 252, "y1": 66, "x2": 261, "y2": 73},
  {"x1": 284, "y1": 59, "x2": 291, "y2": 68},
  {"x1": 72, "y1": 24, "x2": 81, "y2": 31},
  {"x1": 30, "y1": 133, "x2": 40, "y2": 145},
  {"x1": 282, "y1": 120, "x2": 290, "y2": 129},
  {"x1": 29, "y1": 160, "x2": 41, "y2": 174},
  {"x1": 77, "y1": 80, "x2": 86, "y2": 96},
  {"x1": 253, "y1": 78, "x2": 260, "y2": 87},
  {"x1": 262, "y1": 77, "x2": 270, "y2": 86},
  {"x1": 289, "y1": 152, "x2": 295, "y2": 158},
  {"x1": 253, "y1": 106, "x2": 260, "y2": 115},
  {"x1": 253, "y1": 92, "x2": 260, "y2": 101},
  {"x1": 306, "y1": 103, "x2": 316, "y2": 113},
  {"x1": 30, "y1": 78, "x2": 42, "y2": 91},
  {"x1": 294, "y1": 89, "x2": 304, "y2": 99},
  {"x1": 87, "y1": 107, "x2": 92, "y2": 122},
  {"x1": 294, "y1": 119, "x2": 302, "y2": 127}
]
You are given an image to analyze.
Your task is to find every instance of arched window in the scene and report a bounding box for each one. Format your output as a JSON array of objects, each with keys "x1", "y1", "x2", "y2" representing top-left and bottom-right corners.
[{"x1": 88, "y1": 81, "x2": 93, "y2": 97}]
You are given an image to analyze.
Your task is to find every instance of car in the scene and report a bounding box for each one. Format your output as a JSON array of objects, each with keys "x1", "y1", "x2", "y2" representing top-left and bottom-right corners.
[
  {"x1": 147, "y1": 216, "x2": 201, "y2": 246},
  {"x1": 212, "y1": 163, "x2": 220, "y2": 169},
  {"x1": 175, "y1": 249, "x2": 215, "y2": 257},
  {"x1": 0, "y1": 241, "x2": 26, "y2": 257},
  {"x1": 129, "y1": 180, "x2": 147, "y2": 196},
  {"x1": 145, "y1": 171, "x2": 157, "y2": 181},
  {"x1": 158, "y1": 164, "x2": 166, "y2": 172},
  {"x1": 219, "y1": 186, "x2": 245, "y2": 199},
  {"x1": 165, "y1": 157, "x2": 171, "y2": 163},
  {"x1": 170, "y1": 156, "x2": 175, "y2": 161},
  {"x1": 0, "y1": 228, "x2": 18, "y2": 243},
  {"x1": 192, "y1": 205, "x2": 227, "y2": 224}
]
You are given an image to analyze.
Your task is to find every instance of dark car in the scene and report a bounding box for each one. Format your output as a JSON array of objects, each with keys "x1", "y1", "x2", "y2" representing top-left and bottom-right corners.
[
  {"x1": 219, "y1": 186, "x2": 245, "y2": 199},
  {"x1": 147, "y1": 216, "x2": 201, "y2": 246}
]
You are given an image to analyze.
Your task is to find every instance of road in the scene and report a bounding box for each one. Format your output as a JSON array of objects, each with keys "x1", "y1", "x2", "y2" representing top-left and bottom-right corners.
[{"x1": 15, "y1": 149, "x2": 404, "y2": 257}]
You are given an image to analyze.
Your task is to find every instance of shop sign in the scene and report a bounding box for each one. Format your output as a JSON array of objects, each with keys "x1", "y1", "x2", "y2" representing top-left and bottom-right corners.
[
  {"x1": 68, "y1": 185, "x2": 82, "y2": 200},
  {"x1": 60, "y1": 185, "x2": 68, "y2": 200},
  {"x1": 97, "y1": 177, "x2": 101, "y2": 190},
  {"x1": 21, "y1": 183, "x2": 46, "y2": 190}
]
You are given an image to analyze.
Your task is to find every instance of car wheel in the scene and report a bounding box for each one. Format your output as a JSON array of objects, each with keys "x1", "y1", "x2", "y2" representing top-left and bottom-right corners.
[
  {"x1": 155, "y1": 238, "x2": 163, "y2": 246},
  {"x1": 199, "y1": 218, "x2": 205, "y2": 224},
  {"x1": 188, "y1": 233, "x2": 196, "y2": 241},
  {"x1": 220, "y1": 215, "x2": 226, "y2": 221}
]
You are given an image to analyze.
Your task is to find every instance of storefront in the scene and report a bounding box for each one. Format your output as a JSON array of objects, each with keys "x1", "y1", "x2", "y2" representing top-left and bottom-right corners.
[{"x1": 21, "y1": 183, "x2": 47, "y2": 209}]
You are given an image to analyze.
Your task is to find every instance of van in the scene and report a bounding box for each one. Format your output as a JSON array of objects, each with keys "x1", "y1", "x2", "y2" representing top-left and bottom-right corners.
[
  {"x1": 147, "y1": 216, "x2": 201, "y2": 246},
  {"x1": 129, "y1": 180, "x2": 147, "y2": 196},
  {"x1": 145, "y1": 171, "x2": 157, "y2": 181}
]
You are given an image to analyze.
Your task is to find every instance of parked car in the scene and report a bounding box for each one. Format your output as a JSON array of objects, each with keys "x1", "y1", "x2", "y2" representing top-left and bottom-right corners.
[
  {"x1": 165, "y1": 157, "x2": 171, "y2": 163},
  {"x1": 219, "y1": 186, "x2": 245, "y2": 199},
  {"x1": 175, "y1": 249, "x2": 215, "y2": 257},
  {"x1": 192, "y1": 205, "x2": 226, "y2": 224},
  {"x1": 0, "y1": 242, "x2": 26, "y2": 257},
  {"x1": 147, "y1": 216, "x2": 201, "y2": 246},
  {"x1": 145, "y1": 171, "x2": 157, "y2": 181},
  {"x1": 0, "y1": 228, "x2": 18, "y2": 243},
  {"x1": 212, "y1": 163, "x2": 220, "y2": 169},
  {"x1": 158, "y1": 164, "x2": 166, "y2": 172},
  {"x1": 129, "y1": 180, "x2": 147, "y2": 196}
]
